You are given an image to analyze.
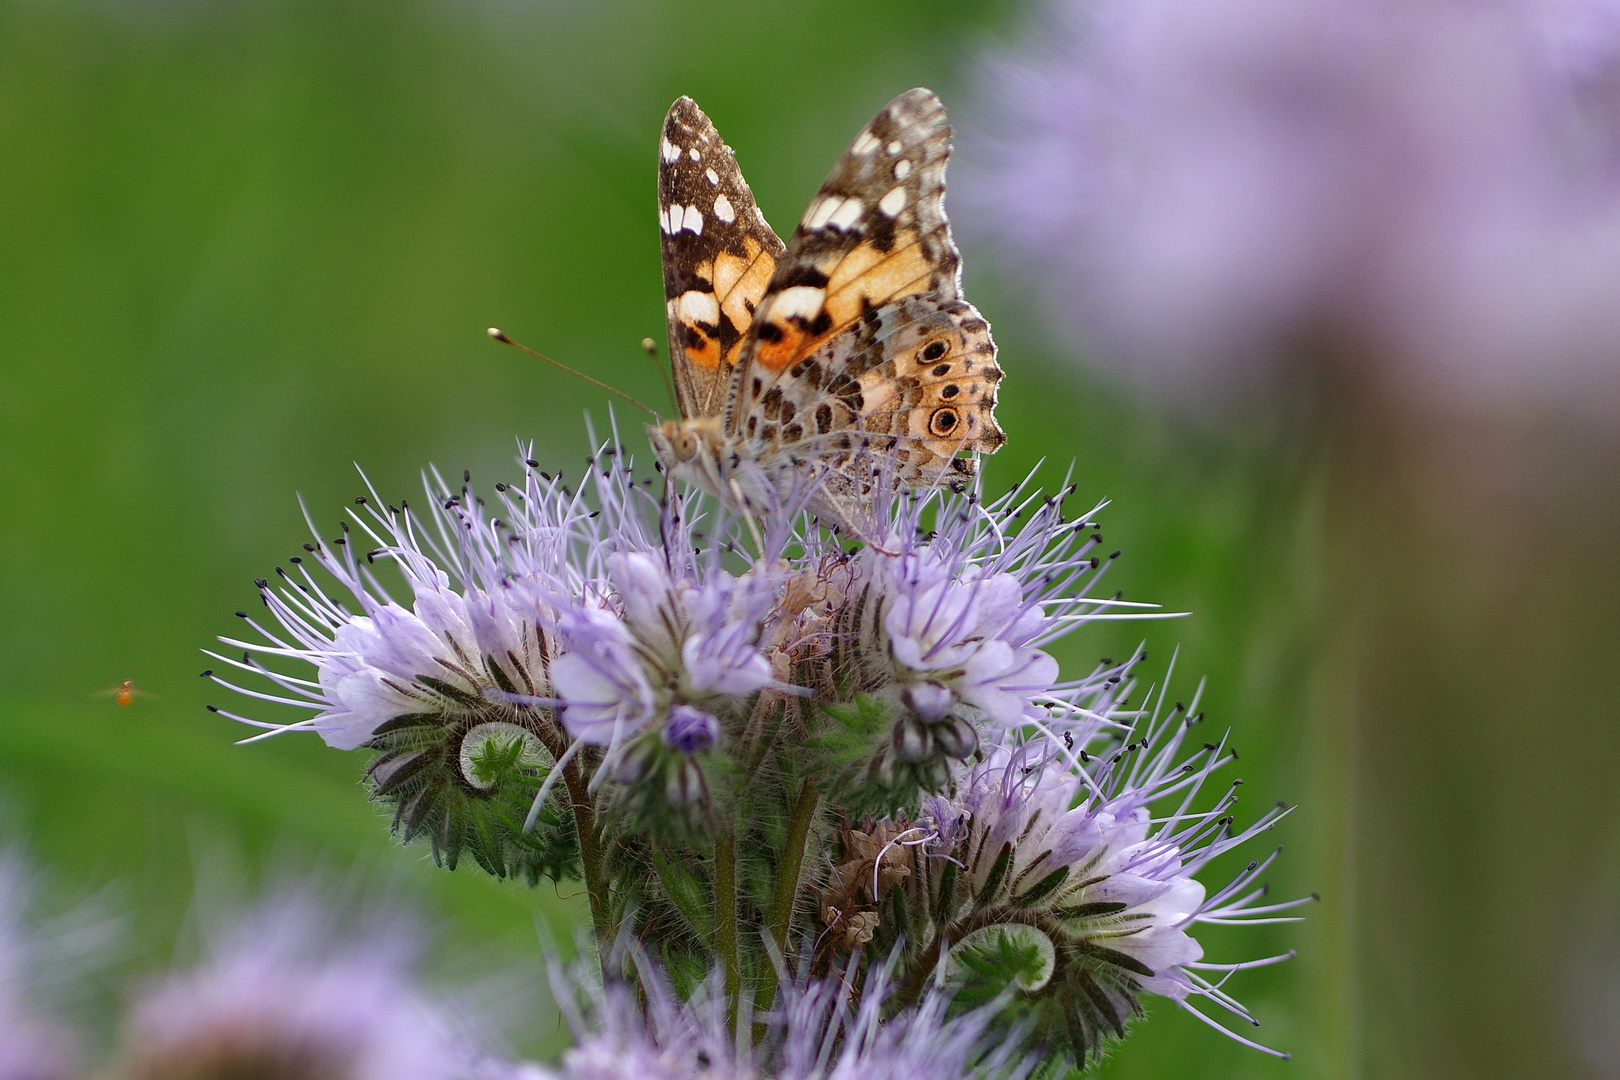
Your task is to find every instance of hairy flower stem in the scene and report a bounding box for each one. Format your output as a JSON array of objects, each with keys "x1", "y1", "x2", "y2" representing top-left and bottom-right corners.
[
  {"x1": 565, "y1": 764, "x2": 613, "y2": 945},
  {"x1": 755, "y1": 781, "x2": 821, "y2": 1018},
  {"x1": 533, "y1": 722, "x2": 613, "y2": 944},
  {"x1": 715, "y1": 831, "x2": 740, "y2": 1013}
]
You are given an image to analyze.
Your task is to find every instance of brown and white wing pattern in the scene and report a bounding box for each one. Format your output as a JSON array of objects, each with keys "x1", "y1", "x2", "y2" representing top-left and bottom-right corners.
[
  {"x1": 659, "y1": 97, "x2": 785, "y2": 419},
  {"x1": 728, "y1": 89, "x2": 1004, "y2": 492}
]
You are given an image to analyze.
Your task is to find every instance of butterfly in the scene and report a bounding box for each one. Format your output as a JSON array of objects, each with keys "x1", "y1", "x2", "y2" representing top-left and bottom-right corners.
[{"x1": 648, "y1": 88, "x2": 1004, "y2": 536}]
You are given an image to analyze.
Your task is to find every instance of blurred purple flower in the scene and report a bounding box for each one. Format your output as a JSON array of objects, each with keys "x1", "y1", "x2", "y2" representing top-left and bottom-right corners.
[
  {"x1": 0, "y1": 857, "x2": 78, "y2": 1080},
  {"x1": 114, "y1": 893, "x2": 506, "y2": 1080},
  {"x1": 962, "y1": 0, "x2": 1620, "y2": 416}
]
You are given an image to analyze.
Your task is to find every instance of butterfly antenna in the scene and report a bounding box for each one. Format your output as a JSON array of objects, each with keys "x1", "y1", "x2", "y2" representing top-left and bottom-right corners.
[
  {"x1": 641, "y1": 336, "x2": 680, "y2": 414},
  {"x1": 488, "y1": 328, "x2": 660, "y2": 419}
]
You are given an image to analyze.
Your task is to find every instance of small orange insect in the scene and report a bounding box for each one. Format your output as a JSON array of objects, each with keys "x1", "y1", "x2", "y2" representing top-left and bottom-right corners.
[{"x1": 94, "y1": 679, "x2": 151, "y2": 707}]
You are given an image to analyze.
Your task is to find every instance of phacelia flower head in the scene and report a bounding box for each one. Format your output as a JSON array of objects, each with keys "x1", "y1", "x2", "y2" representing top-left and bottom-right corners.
[
  {"x1": 548, "y1": 550, "x2": 775, "y2": 748},
  {"x1": 804, "y1": 477, "x2": 1145, "y2": 811},
  {"x1": 896, "y1": 674, "x2": 1310, "y2": 1067},
  {"x1": 204, "y1": 462, "x2": 587, "y2": 880},
  {"x1": 210, "y1": 419, "x2": 1304, "y2": 1072}
]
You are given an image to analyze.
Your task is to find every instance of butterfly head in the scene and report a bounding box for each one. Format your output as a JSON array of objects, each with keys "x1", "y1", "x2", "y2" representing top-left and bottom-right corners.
[{"x1": 649, "y1": 416, "x2": 724, "y2": 467}]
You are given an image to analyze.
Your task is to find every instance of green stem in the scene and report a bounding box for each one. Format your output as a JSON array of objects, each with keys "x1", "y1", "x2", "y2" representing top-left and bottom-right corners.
[
  {"x1": 534, "y1": 719, "x2": 613, "y2": 946},
  {"x1": 715, "y1": 831, "x2": 740, "y2": 1008},
  {"x1": 753, "y1": 780, "x2": 820, "y2": 1017},
  {"x1": 562, "y1": 762, "x2": 612, "y2": 944}
]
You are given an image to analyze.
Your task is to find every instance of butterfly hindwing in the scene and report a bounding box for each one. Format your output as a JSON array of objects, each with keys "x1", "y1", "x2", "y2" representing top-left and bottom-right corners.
[
  {"x1": 731, "y1": 89, "x2": 963, "y2": 390},
  {"x1": 659, "y1": 98, "x2": 786, "y2": 420}
]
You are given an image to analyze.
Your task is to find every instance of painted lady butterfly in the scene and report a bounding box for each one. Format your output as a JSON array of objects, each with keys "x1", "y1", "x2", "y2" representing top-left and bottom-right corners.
[{"x1": 648, "y1": 89, "x2": 1004, "y2": 535}]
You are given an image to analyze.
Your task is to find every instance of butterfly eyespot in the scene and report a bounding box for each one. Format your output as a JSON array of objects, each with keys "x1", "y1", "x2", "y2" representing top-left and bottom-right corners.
[
  {"x1": 921, "y1": 340, "x2": 948, "y2": 362},
  {"x1": 931, "y1": 363, "x2": 951, "y2": 377},
  {"x1": 941, "y1": 384, "x2": 960, "y2": 399},
  {"x1": 929, "y1": 408, "x2": 960, "y2": 437}
]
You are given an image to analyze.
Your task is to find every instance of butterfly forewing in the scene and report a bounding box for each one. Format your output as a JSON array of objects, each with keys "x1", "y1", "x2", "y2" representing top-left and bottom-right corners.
[
  {"x1": 659, "y1": 98, "x2": 786, "y2": 419},
  {"x1": 727, "y1": 89, "x2": 1003, "y2": 488}
]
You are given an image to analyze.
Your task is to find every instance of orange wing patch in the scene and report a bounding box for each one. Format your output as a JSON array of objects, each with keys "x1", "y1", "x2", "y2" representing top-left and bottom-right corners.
[
  {"x1": 749, "y1": 234, "x2": 935, "y2": 371},
  {"x1": 670, "y1": 237, "x2": 779, "y2": 372}
]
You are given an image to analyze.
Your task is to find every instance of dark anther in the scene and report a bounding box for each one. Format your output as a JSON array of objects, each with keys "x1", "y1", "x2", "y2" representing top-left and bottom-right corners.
[
  {"x1": 355, "y1": 496, "x2": 367, "y2": 505},
  {"x1": 464, "y1": 469, "x2": 472, "y2": 482},
  {"x1": 303, "y1": 543, "x2": 316, "y2": 552},
  {"x1": 235, "y1": 611, "x2": 248, "y2": 618},
  {"x1": 206, "y1": 705, "x2": 219, "y2": 712},
  {"x1": 200, "y1": 670, "x2": 213, "y2": 678},
  {"x1": 1109, "y1": 550, "x2": 1121, "y2": 560},
  {"x1": 525, "y1": 458, "x2": 539, "y2": 468}
]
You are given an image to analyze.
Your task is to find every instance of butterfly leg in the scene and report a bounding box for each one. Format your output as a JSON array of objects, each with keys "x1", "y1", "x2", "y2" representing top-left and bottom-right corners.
[{"x1": 727, "y1": 476, "x2": 766, "y2": 556}]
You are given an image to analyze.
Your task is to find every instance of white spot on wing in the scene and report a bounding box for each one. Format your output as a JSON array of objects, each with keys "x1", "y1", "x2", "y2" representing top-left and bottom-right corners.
[
  {"x1": 661, "y1": 138, "x2": 681, "y2": 163},
  {"x1": 850, "y1": 129, "x2": 881, "y2": 156},
  {"x1": 804, "y1": 197, "x2": 841, "y2": 229},
  {"x1": 894, "y1": 159, "x2": 912, "y2": 180},
  {"x1": 827, "y1": 198, "x2": 865, "y2": 231},
  {"x1": 682, "y1": 205, "x2": 705, "y2": 234},
  {"x1": 705, "y1": 168, "x2": 719, "y2": 185},
  {"x1": 771, "y1": 285, "x2": 825, "y2": 320},
  {"x1": 689, "y1": 147, "x2": 701, "y2": 161},
  {"x1": 713, "y1": 193, "x2": 735, "y2": 223},
  {"x1": 878, "y1": 186, "x2": 906, "y2": 217},
  {"x1": 886, "y1": 141, "x2": 903, "y2": 155},
  {"x1": 677, "y1": 289, "x2": 720, "y2": 325},
  {"x1": 660, "y1": 205, "x2": 677, "y2": 233}
]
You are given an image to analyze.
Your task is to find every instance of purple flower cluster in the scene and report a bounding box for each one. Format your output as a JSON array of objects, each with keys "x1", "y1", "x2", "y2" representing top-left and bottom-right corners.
[
  {"x1": 914, "y1": 678, "x2": 1309, "y2": 1057},
  {"x1": 209, "y1": 428, "x2": 1303, "y2": 1071}
]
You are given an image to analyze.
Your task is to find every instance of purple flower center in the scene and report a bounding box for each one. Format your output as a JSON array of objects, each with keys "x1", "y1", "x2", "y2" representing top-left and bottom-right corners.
[{"x1": 663, "y1": 705, "x2": 720, "y2": 754}]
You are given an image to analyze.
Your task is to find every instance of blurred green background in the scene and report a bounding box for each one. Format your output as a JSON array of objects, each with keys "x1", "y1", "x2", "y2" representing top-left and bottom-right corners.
[{"x1": 1, "y1": 1, "x2": 1613, "y2": 1077}]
